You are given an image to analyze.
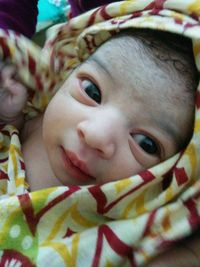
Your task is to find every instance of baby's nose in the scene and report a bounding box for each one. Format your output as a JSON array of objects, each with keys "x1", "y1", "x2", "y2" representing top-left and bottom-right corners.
[
  {"x1": 77, "y1": 109, "x2": 123, "y2": 159},
  {"x1": 77, "y1": 122, "x2": 115, "y2": 159}
]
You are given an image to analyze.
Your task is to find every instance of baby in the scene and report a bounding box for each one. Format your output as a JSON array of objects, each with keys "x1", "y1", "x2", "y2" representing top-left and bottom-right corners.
[{"x1": 0, "y1": 29, "x2": 198, "y2": 191}]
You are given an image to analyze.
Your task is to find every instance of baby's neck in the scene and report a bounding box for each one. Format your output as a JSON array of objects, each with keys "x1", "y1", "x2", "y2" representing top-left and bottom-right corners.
[{"x1": 20, "y1": 115, "x2": 43, "y2": 143}]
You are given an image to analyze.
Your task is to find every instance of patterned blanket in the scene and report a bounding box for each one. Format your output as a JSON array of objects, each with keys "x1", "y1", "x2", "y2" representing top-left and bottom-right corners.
[{"x1": 0, "y1": 0, "x2": 200, "y2": 266}]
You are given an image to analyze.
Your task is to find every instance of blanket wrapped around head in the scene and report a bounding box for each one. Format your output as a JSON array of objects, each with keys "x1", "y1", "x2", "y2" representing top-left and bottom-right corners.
[{"x1": 0, "y1": 0, "x2": 200, "y2": 266}]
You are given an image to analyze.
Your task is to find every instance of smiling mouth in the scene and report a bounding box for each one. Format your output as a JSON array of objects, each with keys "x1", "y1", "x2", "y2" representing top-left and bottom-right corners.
[{"x1": 61, "y1": 147, "x2": 95, "y2": 183}]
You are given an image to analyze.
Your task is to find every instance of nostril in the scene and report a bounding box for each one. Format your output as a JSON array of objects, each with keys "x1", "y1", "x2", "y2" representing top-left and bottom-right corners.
[
  {"x1": 77, "y1": 127, "x2": 85, "y2": 139},
  {"x1": 96, "y1": 148, "x2": 104, "y2": 155},
  {"x1": 96, "y1": 144, "x2": 115, "y2": 159}
]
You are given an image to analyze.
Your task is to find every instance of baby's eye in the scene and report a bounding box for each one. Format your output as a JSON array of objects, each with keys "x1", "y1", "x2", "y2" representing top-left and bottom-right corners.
[
  {"x1": 81, "y1": 79, "x2": 101, "y2": 104},
  {"x1": 132, "y1": 133, "x2": 158, "y2": 155}
]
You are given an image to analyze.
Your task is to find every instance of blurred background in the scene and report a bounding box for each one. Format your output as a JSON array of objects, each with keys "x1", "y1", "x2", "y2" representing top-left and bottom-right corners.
[{"x1": 34, "y1": 0, "x2": 70, "y2": 45}]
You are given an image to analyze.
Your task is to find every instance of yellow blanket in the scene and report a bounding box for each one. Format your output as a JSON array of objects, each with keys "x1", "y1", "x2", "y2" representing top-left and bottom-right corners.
[{"x1": 0, "y1": 0, "x2": 200, "y2": 266}]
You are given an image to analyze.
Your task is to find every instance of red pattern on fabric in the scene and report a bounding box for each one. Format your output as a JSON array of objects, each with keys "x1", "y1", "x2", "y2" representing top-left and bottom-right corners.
[
  {"x1": 83, "y1": 36, "x2": 94, "y2": 53},
  {"x1": 0, "y1": 36, "x2": 10, "y2": 59},
  {"x1": 145, "y1": 0, "x2": 166, "y2": 10},
  {"x1": 184, "y1": 198, "x2": 200, "y2": 229},
  {"x1": 35, "y1": 74, "x2": 43, "y2": 91},
  {"x1": 28, "y1": 54, "x2": 36, "y2": 75},
  {"x1": 142, "y1": 210, "x2": 157, "y2": 237},
  {"x1": 174, "y1": 18, "x2": 183, "y2": 25},
  {"x1": 89, "y1": 185, "x2": 107, "y2": 214},
  {"x1": 174, "y1": 167, "x2": 189, "y2": 186},
  {"x1": 100, "y1": 5, "x2": 113, "y2": 20},
  {"x1": 63, "y1": 227, "x2": 76, "y2": 238},
  {"x1": 20, "y1": 160, "x2": 26, "y2": 171},
  {"x1": 0, "y1": 157, "x2": 8, "y2": 163},
  {"x1": 87, "y1": 7, "x2": 101, "y2": 27},
  {"x1": 196, "y1": 91, "x2": 200, "y2": 109},
  {"x1": 87, "y1": 5, "x2": 112, "y2": 27},
  {"x1": 49, "y1": 80, "x2": 56, "y2": 92},
  {"x1": 92, "y1": 224, "x2": 135, "y2": 267},
  {"x1": 184, "y1": 22, "x2": 200, "y2": 31},
  {"x1": 191, "y1": 13, "x2": 200, "y2": 21},
  {"x1": 18, "y1": 186, "x2": 81, "y2": 235},
  {"x1": 149, "y1": 8, "x2": 163, "y2": 15},
  {"x1": 0, "y1": 249, "x2": 35, "y2": 267},
  {"x1": 139, "y1": 170, "x2": 155, "y2": 181},
  {"x1": 18, "y1": 194, "x2": 37, "y2": 235},
  {"x1": 0, "y1": 170, "x2": 9, "y2": 180},
  {"x1": 89, "y1": 172, "x2": 155, "y2": 214}
]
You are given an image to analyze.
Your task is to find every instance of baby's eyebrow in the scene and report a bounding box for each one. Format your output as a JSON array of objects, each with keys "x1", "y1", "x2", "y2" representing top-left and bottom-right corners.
[{"x1": 86, "y1": 54, "x2": 113, "y2": 79}]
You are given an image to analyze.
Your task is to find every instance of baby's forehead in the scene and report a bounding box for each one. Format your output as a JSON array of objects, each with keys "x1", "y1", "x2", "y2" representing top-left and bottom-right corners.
[
  {"x1": 89, "y1": 31, "x2": 196, "y2": 105},
  {"x1": 90, "y1": 36, "x2": 176, "y2": 95},
  {"x1": 94, "y1": 30, "x2": 195, "y2": 72}
]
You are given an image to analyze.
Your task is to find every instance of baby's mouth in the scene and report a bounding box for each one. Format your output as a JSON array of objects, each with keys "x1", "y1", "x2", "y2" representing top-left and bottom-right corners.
[{"x1": 61, "y1": 147, "x2": 95, "y2": 183}]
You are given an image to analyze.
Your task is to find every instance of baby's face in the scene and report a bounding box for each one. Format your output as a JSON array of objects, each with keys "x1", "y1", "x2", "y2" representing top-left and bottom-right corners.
[{"x1": 42, "y1": 38, "x2": 194, "y2": 186}]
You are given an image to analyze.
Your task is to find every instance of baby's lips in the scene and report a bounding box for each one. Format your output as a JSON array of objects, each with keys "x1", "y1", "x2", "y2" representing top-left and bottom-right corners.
[{"x1": 61, "y1": 147, "x2": 96, "y2": 181}]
